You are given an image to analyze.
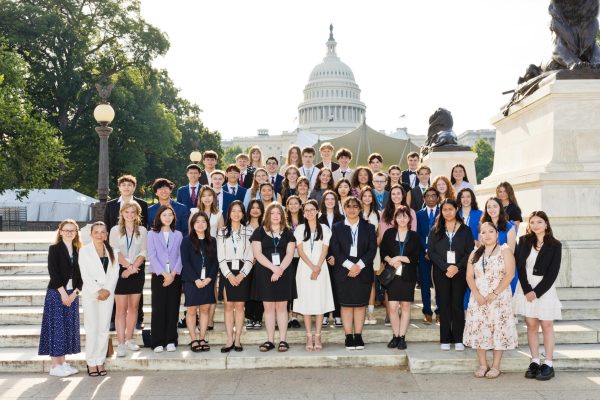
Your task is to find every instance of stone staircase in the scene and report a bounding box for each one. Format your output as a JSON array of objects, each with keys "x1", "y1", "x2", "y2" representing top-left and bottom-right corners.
[{"x1": 0, "y1": 233, "x2": 599, "y2": 373}]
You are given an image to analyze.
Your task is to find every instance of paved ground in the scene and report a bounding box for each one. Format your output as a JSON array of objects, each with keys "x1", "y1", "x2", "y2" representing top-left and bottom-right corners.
[{"x1": 1, "y1": 369, "x2": 599, "y2": 399}]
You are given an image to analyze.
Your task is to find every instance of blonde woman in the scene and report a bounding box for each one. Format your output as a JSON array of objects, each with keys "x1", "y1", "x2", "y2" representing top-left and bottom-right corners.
[
  {"x1": 244, "y1": 168, "x2": 282, "y2": 206},
  {"x1": 248, "y1": 145, "x2": 264, "y2": 170}
]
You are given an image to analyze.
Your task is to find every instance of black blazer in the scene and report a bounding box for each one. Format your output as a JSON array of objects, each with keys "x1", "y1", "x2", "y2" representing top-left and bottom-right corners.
[
  {"x1": 515, "y1": 239, "x2": 562, "y2": 298},
  {"x1": 427, "y1": 223, "x2": 474, "y2": 273},
  {"x1": 240, "y1": 169, "x2": 254, "y2": 188},
  {"x1": 199, "y1": 170, "x2": 210, "y2": 186},
  {"x1": 47, "y1": 242, "x2": 82, "y2": 291},
  {"x1": 318, "y1": 213, "x2": 344, "y2": 229},
  {"x1": 409, "y1": 186, "x2": 425, "y2": 211},
  {"x1": 380, "y1": 229, "x2": 422, "y2": 282},
  {"x1": 315, "y1": 161, "x2": 340, "y2": 172},
  {"x1": 401, "y1": 170, "x2": 417, "y2": 188},
  {"x1": 180, "y1": 236, "x2": 218, "y2": 283},
  {"x1": 330, "y1": 219, "x2": 377, "y2": 284},
  {"x1": 103, "y1": 197, "x2": 148, "y2": 231}
]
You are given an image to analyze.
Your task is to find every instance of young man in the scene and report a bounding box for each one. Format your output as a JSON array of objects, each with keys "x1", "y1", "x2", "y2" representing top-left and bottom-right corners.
[
  {"x1": 104, "y1": 175, "x2": 148, "y2": 230},
  {"x1": 316, "y1": 142, "x2": 339, "y2": 172},
  {"x1": 199, "y1": 150, "x2": 218, "y2": 186},
  {"x1": 402, "y1": 152, "x2": 421, "y2": 189},
  {"x1": 407, "y1": 165, "x2": 431, "y2": 211},
  {"x1": 264, "y1": 156, "x2": 284, "y2": 193},
  {"x1": 148, "y1": 178, "x2": 190, "y2": 236},
  {"x1": 332, "y1": 147, "x2": 354, "y2": 183},
  {"x1": 210, "y1": 170, "x2": 235, "y2": 216},
  {"x1": 235, "y1": 153, "x2": 253, "y2": 188},
  {"x1": 372, "y1": 172, "x2": 389, "y2": 211},
  {"x1": 223, "y1": 164, "x2": 247, "y2": 202},
  {"x1": 299, "y1": 147, "x2": 320, "y2": 190},
  {"x1": 415, "y1": 187, "x2": 441, "y2": 324},
  {"x1": 176, "y1": 164, "x2": 202, "y2": 211},
  {"x1": 368, "y1": 153, "x2": 384, "y2": 174}
]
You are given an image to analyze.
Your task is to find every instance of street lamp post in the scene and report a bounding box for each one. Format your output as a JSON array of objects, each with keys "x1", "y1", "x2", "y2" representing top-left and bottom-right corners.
[{"x1": 91, "y1": 84, "x2": 115, "y2": 222}]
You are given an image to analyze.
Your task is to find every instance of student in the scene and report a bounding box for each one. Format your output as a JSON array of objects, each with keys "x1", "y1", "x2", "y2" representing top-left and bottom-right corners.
[
  {"x1": 197, "y1": 185, "x2": 225, "y2": 237},
  {"x1": 265, "y1": 156, "x2": 284, "y2": 194},
  {"x1": 245, "y1": 167, "x2": 278, "y2": 206},
  {"x1": 250, "y1": 203, "x2": 297, "y2": 352},
  {"x1": 380, "y1": 207, "x2": 422, "y2": 350},
  {"x1": 79, "y1": 222, "x2": 119, "y2": 376},
  {"x1": 514, "y1": 211, "x2": 562, "y2": 381},
  {"x1": 259, "y1": 182, "x2": 276, "y2": 209},
  {"x1": 457, "y1": 188, "x2": 484, "y2": 309},
  {"x1": 406, "y1": 166, "x2": 432, "y2": 211},
  {"x1": 109, "y1": 202, "x2": 146, "y2": 357},
  {"x1": 199, "y1": 150, "x2": 218, "y2": 186},
  {"x1": 38, "y1": 220, "x2": 83, "y2": 377},
  {"x1": 367, "y1": 153, "x2": 384, "y2": 174},
  {"x1": 177, "y1": 164, "x2": 203, "y2": 211},
  {"x1": 379, "y1": 185, "x2": 417, "y2": 240},
  {"x1": 181, "y1": 211, "x2": 218, "y2": 352},
  {"x1": 296, "y1": 176, "x2": 311, "y2": 204},
  {"x1": 496, "y1": 181, "x2": 523, "y2": 228},
  {"x1": 359, "y1": 187, "x2": 381, "y2": 325},
  {"x1": 332, "y1": 147, "x2": 353, "y2": 183},
  {"x1": 372, "y1": 172, "x2": 390, "y2": 211},
  {"x1": 300, "y1": 147, "x2": 320, "y2": 190},
  {"x1": 217, "y1": 201, "x2": 254, "y2": 352},
  {"x1": 351, "y1": 166, "x2": 373, "y2": 197},
  {"x1": 427, "y1": 199, "x2": 475, "y2": 351},
  {"x1": 335, "y1": 178, "x2": 352, "y2": 216},
  {"x1": 147, "y1": 205, "x2": 183, "y2": 353},
  {"x1": 386, "y1": 165, "x2": 410, "y2": 194},
  {"x1": 402, "y1": 152, "x2": 421, "y2": 189},
  {"x1": 431, "y1": 175, "x2": 456, "y2": 202},
  {"x1": 330, "y1": 197, "x2": 377, "y2": 350},
  {"x1": 223, "y1": 164, "x2": 247, "y2": 202},
  {"x1": 451, "y1": 164, "x2": 474, "y2": 192},
  {"x1": 148, "y1": 178, "x2": 189, "y2": 236},
  {"x1": 210, "y1": 170, "x2": 235, "y2": 216},
  {"x1": 286, "y1": 195, "x2": 304, "y2": 328},
  {"x1": 280, "y1": 145, "x2": 302, "y2": 175},
  {"x1": 310, "y1": 167, "x2": 335, "y2": 206},
  {"x1": 281, "y1": 165, "x2": 301, "y2": 204},
  {"x1": 294, "y1": 200, "x2": 335, "y2": 351},
  {"x1": 104, "y1": 174, "x2": 148, "y2": 230},
  {"x1": 463, "y1": 222, "x2": 518, "y2": 378},
  {"x1": 236, "y1": 153, "x2": 253, "y2": 188},
  {"x1": 248, "y1": 146, "x2": 264, "y2": 170},
  {"x1": 316, "y1": 142, "x2": 340, "y2": 172},
  {"x1": 244, "y1": 200, "x2": 265, "y2": 329}
]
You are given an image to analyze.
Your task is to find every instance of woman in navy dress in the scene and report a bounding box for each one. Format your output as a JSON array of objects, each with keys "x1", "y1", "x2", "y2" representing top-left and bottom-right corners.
[{"x1": 181, "y1": 210, "x2": 218, "y2": 352}]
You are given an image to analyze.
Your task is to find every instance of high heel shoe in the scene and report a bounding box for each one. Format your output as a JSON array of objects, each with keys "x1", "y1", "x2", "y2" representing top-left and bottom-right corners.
[
  {"x1": 313, "y1": 333, "x2": 322, "y2": 351},
  {"x1": 305, "y1": 333, "x2": 314, "y2": 351},
  {"x1": 86, "y1": 365, "x2": 99, "y2": 377},
  {"x1": 97, "y1": 365, "x2": 107, "y2": 376}
]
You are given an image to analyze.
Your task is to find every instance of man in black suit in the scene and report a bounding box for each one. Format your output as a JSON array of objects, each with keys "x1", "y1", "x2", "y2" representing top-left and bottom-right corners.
[
  {"x1": 176, "y1": 164, "x2": 202, "y2": 211},
  {"x1": 199, "y1": 150, "x2": 218, "y2": 186},
  {"x1": 315, "y1": 142, "x2": 339, "y2": 172},
  {"x1": 408, "y1": 166, "x2": 432, "y2": 211},
  {"x1": 264, "y1": 156, "x2": 284, "y2": 194},
  {"x1": 223, "y1": 164, "x2": 248, "y2": 202},
  {"x1": 235, "y1": 153, "x2": 254, "y2": 188},
  {"x1": 401, "y1": 151, "x2": 421, "y2": 189}
]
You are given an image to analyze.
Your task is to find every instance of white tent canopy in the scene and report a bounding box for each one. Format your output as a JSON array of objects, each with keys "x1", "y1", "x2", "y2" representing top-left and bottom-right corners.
[{"x1": 0, "y1": 189, "x2": 97, "y2": 221}]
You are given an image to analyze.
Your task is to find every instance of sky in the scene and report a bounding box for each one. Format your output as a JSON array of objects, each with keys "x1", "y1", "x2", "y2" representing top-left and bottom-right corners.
[{"x1": 140, "y1": 0, "x2": 556, "y2": 139}]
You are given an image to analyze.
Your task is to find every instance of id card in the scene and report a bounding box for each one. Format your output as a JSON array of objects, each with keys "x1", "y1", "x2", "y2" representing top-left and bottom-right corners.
[
  {"x1": 395, "y1": 264, "x2": 403, "y2": 276},
  {"x1": 271, "y1": 253, "x2": 281, "y2": 266},
  {"x1": 446, "y1": 251, "x2": 456, "y2": 264},
  {"x1": 66, "y1": 279, "x2": 73, "y2": 290},
  {"x1": 231, "y1": 260, "x2": 240, "y2": 271},
  {"x1": 166, "y1": 260, "x2": 171, "y2": 273},
  {"x1": 350, "y1": 245, "x2": 357, "y2": 257},
  {"x1": 200, "y1": 267, "x2": 206, "y2": 280}
]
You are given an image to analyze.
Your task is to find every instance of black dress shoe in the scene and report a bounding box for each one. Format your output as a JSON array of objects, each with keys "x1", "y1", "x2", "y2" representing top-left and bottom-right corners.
[
  {"x1": 234, "y1": 344, "x2": 243, "y2": 352},
  {"x1": 177, "y1": 318, "x2": 186, "y2": 328},
  {"x1": 397, "y1": 335, "x2": 407, "y2": 350},
  {"x1": 344, "y1": 334, "x2": 356, "y2": 350},
  {"x1": 535, "y1": 364, "x2": 555, "y2": 381},
  {"x1": 354, "y1": 334, "x2": 365, "y2": 350},
  {"x1": 109, "y1": 322, "x2": 115, "y2": 332},
  {"x1": 525, "y1": 362, "x2": 541, "y2": 379},
  {"x1": 291, "y1": 319, "x2": 301, "y2": 328},
  {"x1": 136, "y1": 321, "x2": 144, "y2": 330},
  {"x1": 220, "y1": 344, "x2": 234, "y2": 353},
  {"x1": 387, "y1": 336, "x2": 399, "y2": 349}
]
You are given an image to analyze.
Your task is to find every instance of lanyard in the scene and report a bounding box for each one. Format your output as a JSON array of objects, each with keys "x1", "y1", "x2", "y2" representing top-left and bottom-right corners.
[
  {"x1": 231, "y1": 229, "x2": 241, "y2": 256},
  {"x1": 397, "y1": 232, "x2": 408, "y2": 256},
  {"x1": 125, "y1": 230, "x2": 134, "y2": 252},
  {"x1": 482, "y1": 244, "x2": 497, "y2": 274},
  {"x1": 350, "y1": 225, "x2": 358, "y2": 247},
  {"x1": 309, "y1": 231, "x2": 316, "y2": 253},
  {"x1": 302, "y1": 167, "x2": 314, "y2": 182},
  {"x1": 271, "y1": 231, "x2": 281, "y2": 250},
  {"x1": 463, "y1": 210, "x2": 470, "y2": 226},
  {"x1": 445, "y1": 222, "x2": 457, "y2": 250}
]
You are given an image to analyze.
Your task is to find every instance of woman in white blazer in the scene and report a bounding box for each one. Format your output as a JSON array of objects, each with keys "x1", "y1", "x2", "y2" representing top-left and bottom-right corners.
[{"x1": 79, "y1": 222, "x2": 119, "y2": 377}]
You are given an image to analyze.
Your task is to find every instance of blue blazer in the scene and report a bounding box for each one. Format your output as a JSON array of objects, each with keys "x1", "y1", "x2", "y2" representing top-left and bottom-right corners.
[
  {"x1": 267, "y1": 174, "x2": 284, "y2": 194},
  {"x1": 459, "y1": 208, "x2": 483, "y2": 242},
  {"x1": 416, "y1": 207, "x2": 439, "y2": 251},
  {"x1": 148, "y1": 200, "x2": 190, "y2": 237},
  {"x1": 219, "y1": 190, "x2": 236, "y2": 217},
  {"x1": 176, "y1": 184, "x2": 201, "y2": 211},
  {"x1": 223, "y1": 184, "x2": 247, "y2": 203}
]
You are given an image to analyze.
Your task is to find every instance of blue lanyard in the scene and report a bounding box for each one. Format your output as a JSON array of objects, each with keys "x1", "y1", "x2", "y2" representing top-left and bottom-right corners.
[
  {"x1": 446, "y1": 223, "x2": 457, "y2": 250},
  {"x1": 397, "y1": 232, "x2": 408, "y2": 256},
  {"x1": 272, "y1": 231, "x2": 281, "y2": 250},
  {"x1": 350, "y1": 226, "x2": 358, "y2": 246},
  {"x1": 231, "y1": 230, "x2": 240, "y2": 256},
  {"x1": 125, "y1": 230, "x2": 133, "y2": 252}
]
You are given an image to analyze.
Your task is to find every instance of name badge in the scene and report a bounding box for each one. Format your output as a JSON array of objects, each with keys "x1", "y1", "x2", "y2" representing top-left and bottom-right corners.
[
  {"x1": 66, "y1": 279, "x2": 73, "y2": 290},
  {"x1": 200, "y1": 267, "x2": 206, "y2": 280},
  {"x1": 271, "y1": 253, "x2": 281, "y2": 266},
  {"x1": 231, "y1": 260, "x2": 240, "y2": 271},
  {"x1": 395, "y1": 264, "x2": 403, "y2": 276},
  {"x1": 425, "y1": 237, "x2": 428, "y2": 245},
  {"x1": 165, "y1": 260, "x2": 171, "y2": 273},
  {"x1": 446, "y1": 251, "x2": 456, "y2": 264},
  {"x1": 350, "y1": 245, "x2": 357, "y2": 257}
]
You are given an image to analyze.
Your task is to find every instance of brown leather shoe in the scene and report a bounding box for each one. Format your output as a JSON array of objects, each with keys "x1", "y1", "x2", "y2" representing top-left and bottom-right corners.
[{"x1": 423, "y1": 315, "x2": 433, "y2": 325}]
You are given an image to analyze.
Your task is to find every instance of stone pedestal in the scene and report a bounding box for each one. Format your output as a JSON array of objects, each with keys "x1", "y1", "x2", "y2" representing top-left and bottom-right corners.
[
  {"x1": 422, "y1": 150, "x2": 477, "y2": 184},
  {"x1": 477, "y1": 74, "x2": 600, "y2": 288}
]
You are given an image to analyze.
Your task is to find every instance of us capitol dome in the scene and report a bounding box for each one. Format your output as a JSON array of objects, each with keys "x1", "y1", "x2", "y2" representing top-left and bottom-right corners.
[{"x1": 297, "y1": 25, "x2": 366, "y2": 138}]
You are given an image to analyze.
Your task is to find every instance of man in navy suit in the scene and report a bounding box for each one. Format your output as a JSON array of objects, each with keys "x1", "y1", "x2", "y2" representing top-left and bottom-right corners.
[
  {"x1": 176, "y1": 164, "x2": 202, "y2": 211},
  {"x1": 235, "y1": 153, "x2": 254, "y2": 188},
  {"x1": 408, "y1": 165, "x2": 432, "y2": 211},
  {"x1": 372, "y1": 172, "x2": 390, "y2": 211},
  {"x1": 264, "y1": 156, "x2": 284, "y2": 194},
  {"x1": 223, "y1": 164, "x2": 247, "y2": 202},
  {"x1": 148, "y1": 178, "x2": 190, "y2": 236},
  {"x1": 416, "y1": 186, "x2": 441, "y2": 325},
  {"x1": 402, "y1": 151, "x2": 421, "y2": 189},
  {"x1": 209, "y1": 170, "x2": 235, "y2": 217}
]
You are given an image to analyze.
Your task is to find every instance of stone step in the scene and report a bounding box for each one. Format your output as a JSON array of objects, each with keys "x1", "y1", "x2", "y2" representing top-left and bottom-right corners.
[
  {"x1": 0, "y1": 263, "x2": 49, "y2": 275},
  {"x1": 0, "y1": 251, "x2": 48, "y2": 263},
  {"x1": 0, "y1": 242, "x2": 52, "y2": 252}
]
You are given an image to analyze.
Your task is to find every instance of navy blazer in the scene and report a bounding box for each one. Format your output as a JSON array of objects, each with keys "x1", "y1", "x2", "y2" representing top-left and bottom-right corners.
[
  {"x1": 176, "y1": 184, "x2": 201, "y2": 211},
  {"x1": 148, "y1": 200, "x2": 190, "y2": 237},
  {"x1": 239, "y1": 170, "x2": 254, "y2": 188},
  {"x1": 330, "y1": 219, "x2": 377, "y2": 284},
  {"x1": 218, "y1": 190, "x2": 236, "y2": 217},
  {"x1": 180, "y1": 236, "x2": 218, "y2": 283},
  {"x1": 266, "y1": 174, "x2": 284, "y2": 194},
  {"x1": 223, "y1": 184, "x2": 247, "y2": 203},
  {"x1": 416, "y1": 207, "x2": 439, "y2": 251},
  {"x1": 401, "y1": 170, "x2": 418, "y2": 188}
]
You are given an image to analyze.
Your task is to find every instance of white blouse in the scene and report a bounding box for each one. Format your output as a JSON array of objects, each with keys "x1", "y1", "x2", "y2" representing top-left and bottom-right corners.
[
  {"x1": 217, "y1": 225, "x2": 254, "y2": 277},
  {"x1": 109, "y1": 225, "x2": 148, "y2": 264}
]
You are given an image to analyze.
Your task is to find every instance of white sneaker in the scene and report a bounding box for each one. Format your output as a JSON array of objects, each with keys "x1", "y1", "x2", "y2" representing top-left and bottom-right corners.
[
  {"x1": 154, "y1": 345, "x2": 164, "y2": 353},
  {"x1": 62, "y1": 363, "x2": 78, "y2": 375},
  {"x1": 116, "y1": 343, "x2": 127, "y2": 357},
  {"x1": 126, "y1": 340, "x2": 140, "y2": 351},
  {"x1": 440, "y1": 343, "x2": 451, "y2": 351},
  {"x1": 49, "y1": 364, "x2": 71, "y2": 377},
  {"x1": 454, "y1": 343, "x2": 465, "y2": 351},
  {"x1": 334, "y1": 317, "x2": 343, "y2": 327},
  {"x1": 322, "y1": 317, "x2": 329, "y2": 327},
  {"x1": 166, "y1": 343, "x2": 176, "y2": 352}
]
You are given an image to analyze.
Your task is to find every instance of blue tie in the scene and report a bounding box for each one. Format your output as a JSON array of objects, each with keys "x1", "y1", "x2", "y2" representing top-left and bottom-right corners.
[
  {"x1": 232, "y1": 187, "x2": 236, "y2": 196},
  {"x1": 429, "y1": 209, "x2": 434, "y2": 228}
]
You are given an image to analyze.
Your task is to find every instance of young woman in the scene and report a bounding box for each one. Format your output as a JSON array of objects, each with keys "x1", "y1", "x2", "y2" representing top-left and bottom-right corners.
[
  {"x1": 359, "y1": 187, "x2": 381, "y2": 325},
  {"x1": 248, "y1": 145, "x2": 264, "y2": 170},
  {"x1": 280, "y1": 145, "x2": 302, "y2": 174},
  {"x1": 294, "y1": 200, "x2": 335, "y2": 351},
  {"x1": 281, "y1": 165, "x2": 300, "y2": 204},
  {"x1": 250, "y1": 202, "x2": 297, "y2": 352},
  {"x1": 109, "y1": 202, "x2": 147, "y2": 357},
  {"x1": 457, "y1": 188, "x2": 483, "y2": 309},
  {"x1": 38, "y1": 220, "x2": 82, "y2": 377},
  {"x1": 147, "y1": 205, "x2": 183, "y2": 353},
  {"x1": 380, "y1": 207, "x2": 422, "y2": 350},
  {"x1": 244, "y1": 199, "x2": 265, "y2": 329},
  {"x1": 330, "y1": 197, "x2": 377, "y2": 350},
  {"x1": 197, "y1": 185, "x2": 224, "y2": 237},
  {"x1": 296, "y1": 176, "x2": 311, "y2": 204},
  {"x1": 79, "y1": 221, "x2": 119, "y2": 376},
  {"x1": 427, "y1": 199, "x2": 475, "y2": 351},
  {"x1": 463, "y1": 222, "x2": 518, "y2": 378},
  {"x1": 246, "y1": 167, "x2": 268, "y2": 203},
  {"x1": 379, "y1": 185, "x2": 417, "y2": 241},
  {"x1": 386, "y1": 165, "x2": 403, "y2": 192},
  {"x1": 496, "y1": 181, "x2": 523, "y2": 228},
  {"x1": 335, "y1": 178, "x2": 352, "y2": 216},
  {"x1": 310, "y1": 167, "x2": 335, "y2": 205},
  {"x1": 286, "y1": 195, "x2": 304, "y2": 328},
  {"x1": 514, "y1": 211, "x2": 562, "y2": 381},
  {"x1": 351, "y1": 166, "x2": 373, "y2": 197},
  {"x1": 431, "y1": 175, "x2": 456, "y2": 202},
  {"x1": 259, "y1": 182, "x2": 276, "y2": 209},
  {"x1": 217, "y1": 201, "x2": 254, "y2": 352},
  {"x1": 451, "y1": 164, "x2": 474, "y2": 192}
]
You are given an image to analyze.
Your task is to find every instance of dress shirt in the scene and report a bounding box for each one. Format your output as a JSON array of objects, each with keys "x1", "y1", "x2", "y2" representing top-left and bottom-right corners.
[{"x1": 300, "y1": 165, "x2": 320, "y2": 190}]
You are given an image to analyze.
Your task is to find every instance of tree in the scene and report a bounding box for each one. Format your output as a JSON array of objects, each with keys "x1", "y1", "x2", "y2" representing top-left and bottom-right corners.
[
  {"x1": 222, "y1": 145, "x2": 243, "y2": 166},
  {"x1": 472, "y1": 139, "x2": 494, "y2": 183}
]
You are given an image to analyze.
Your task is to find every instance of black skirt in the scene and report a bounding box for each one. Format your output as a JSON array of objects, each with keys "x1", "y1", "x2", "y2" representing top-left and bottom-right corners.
[
  {"x1": 386, "y1": 275, "x2": 417, "y2": 302},
  {"x1": 219, "y1": 263, "x2": 252, "y2": 302},
  {"x1": 115, "y1": 264, "x2": 145, "y2": 295},
  {"x1": 336, "y1": 275, "x2": 371, "y2": 307}
]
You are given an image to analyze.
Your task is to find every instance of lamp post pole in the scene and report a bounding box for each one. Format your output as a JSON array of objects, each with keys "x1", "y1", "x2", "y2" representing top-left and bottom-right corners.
[{"x1": 96, "y1": 124, "x2": 113, "y2": 203}]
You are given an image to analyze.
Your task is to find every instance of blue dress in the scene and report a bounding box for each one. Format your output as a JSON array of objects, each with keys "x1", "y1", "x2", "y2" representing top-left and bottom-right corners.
[{"x1": 38, "y1": 289, "x2": 80, "y2": 357}]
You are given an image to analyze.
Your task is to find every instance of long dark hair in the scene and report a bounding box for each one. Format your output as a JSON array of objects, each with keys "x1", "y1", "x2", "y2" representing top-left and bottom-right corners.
[
  {"x1": 496, "y1": 181, "x2": 520, "y2": 207},
  {"x1": 334, "y1": 178, "x2": 352, "y2": 200},
  {"x1": 302, "y1": 199, "x2": 323, "y2": 241},
  {"x1": 434, "y1": 198, "x2": 464, "y2": 237},
  {"x1": 351, "y1": 166, "x2": 373, "y2": 189},
  {"x1": 224, "y1": 200, "x2": 246, "y2": 238},
  {"x1": 246, "y1": 199, "x2": 264, "y2": 226},
  {"x1": 382, "y1": 184, "x2": 407, "y2": 224},
  {"x1": 457, "y1": 188, "x2": 479, "y2": 210},
  {"x1": 450, "y1": 164, "x2": 470, "y2": 184},
  {"x1": 319, "y1": 190, "x2": 342, "y2": 217},
  {"x1": 286, "y1": 195, "x2": 305, "y2": 228},
  {"x1": 481, "y1": 197, "x2": 509, "y2": 231},
  {"x1": 359, "y1": 186, "x2": 379, "y2": 222},
  {"x1": 151, "y1": 205, "x2": 176, "y2": 233},
  {"x1": 189, "y1": 211, "x2": 215, "y2": 255},
  {"x1": 315, "y1": 168, "x2": 335, "y2": 191},
  {"x1": 90, "y1": 221, "x2": 115, "y2": 264},
  {"x1": 523, "y1": 210, "x2": 559, "y2": 249},
  {"x1": 470, "y1": 222, "x2": 498, "y2": 264},
  {"x1": 386, "y1": 165, "x2": 402, "y2": 191}
]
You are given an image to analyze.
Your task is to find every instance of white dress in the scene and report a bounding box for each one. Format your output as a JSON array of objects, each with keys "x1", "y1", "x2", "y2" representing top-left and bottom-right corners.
[
  {"x1": 293, "y1": 224, "x2": 335, "y2": 315},
  {"x1": 514, "y1": 248, "x2": 562, "y2": 320}
]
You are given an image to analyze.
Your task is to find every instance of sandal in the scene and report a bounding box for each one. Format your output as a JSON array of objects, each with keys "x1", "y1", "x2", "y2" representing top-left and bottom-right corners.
[
  {"x1": 198, "y1": 339, "x2": 210, "y2": 352},
  {"x1": 97, "y1": 365, "x2": 107, "y2": 376},
  {"x1": 486, "y1": 368, "x2": 501, "y2": 379},
  {"x1": 190, "y1": 340, "x2": 202, "y2": 353},
  {"x1": 259, "y1": 341, "x2": 275, "y2": 352},
  {"x1": 474, "y1": 365, "x2": 489, "y2": 378},
  {"x1": 87, "y1": 365, "x2": 99, "y2": 377},
  {"x1": 305, "y1": 333, "x2": 314, "y2": 352},
  {"x1": 278, "y1": 341, "x2": 290, "y2": 352},
  {"x1": 314, "y1": 333, "x2": 322, "y2": 351}
]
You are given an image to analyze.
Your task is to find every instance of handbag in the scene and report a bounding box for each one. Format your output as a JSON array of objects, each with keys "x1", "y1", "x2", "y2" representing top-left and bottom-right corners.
[{"x1": 377, "y1": 265, "x2": 396, "y2": 287}]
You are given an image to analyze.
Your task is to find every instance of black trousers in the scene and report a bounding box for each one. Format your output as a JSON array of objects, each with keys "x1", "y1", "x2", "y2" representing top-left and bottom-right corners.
[
  {"x1": 245, "y1": 300, "x2": 264, "y2": 322},
  {"x1": 151, "y1": 274, "x2": 182, "y2": 348},
  {"x1": 432, "y1": 267, "x2": 467, "y2": 344},
  {"x1": 329, "y1": 265, "x2": 341, "y2": 318}
]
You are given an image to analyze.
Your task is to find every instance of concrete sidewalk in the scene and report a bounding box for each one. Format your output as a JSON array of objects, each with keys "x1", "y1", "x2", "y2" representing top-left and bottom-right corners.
[{"x1": 0, "y1": 369, "x2": 599, "y2": 399}]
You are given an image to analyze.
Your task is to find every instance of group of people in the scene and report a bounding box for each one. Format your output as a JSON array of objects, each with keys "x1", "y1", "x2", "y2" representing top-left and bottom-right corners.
[{"x1": 38, "y1": 143, "x2": 562, "y2": 381}]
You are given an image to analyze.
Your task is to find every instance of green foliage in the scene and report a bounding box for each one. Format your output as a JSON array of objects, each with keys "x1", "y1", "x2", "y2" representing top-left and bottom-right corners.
[
  {"x1": 472, "y1": 139, "x2": 494, "y2": 183},
  {"x1": 222, "y1": 145, "x2": 244, "y2": 166}
]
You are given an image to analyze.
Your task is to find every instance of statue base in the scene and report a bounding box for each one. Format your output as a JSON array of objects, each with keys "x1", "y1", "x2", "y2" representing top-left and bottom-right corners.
[
  {"x1": 477, "y1": 73, "x2": 600, "y2": 288},
  {"x1": 422, "y1": 150, "x2": 477, "y2": 185}
]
